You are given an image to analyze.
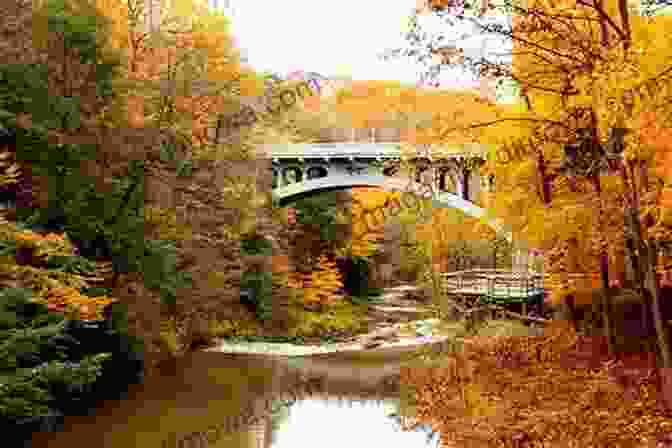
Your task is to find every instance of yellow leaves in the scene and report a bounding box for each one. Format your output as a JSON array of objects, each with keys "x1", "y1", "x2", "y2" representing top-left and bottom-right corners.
[
  {"x1": 159, "y1": 318, "x2": 180, "y2": 355},
  {"x1": 206, "y1": 271, "x2": 228, "y2": 290},
  {"x1": 145, "y1": 205, "x2": 194, "y2": 241},
  {"x1": 461, "y1": 382, "x2": 496, "y2": 418}
]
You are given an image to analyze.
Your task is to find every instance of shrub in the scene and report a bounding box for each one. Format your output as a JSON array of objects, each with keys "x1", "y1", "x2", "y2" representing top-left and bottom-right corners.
[
  {"x1": 241, "y1": 233, "x2": 273, "y2": 256},
  {"x1": 240, "y1": 270, "x2": 274, "y2": 321},
  {"x1": 337, "y1": 255, "x2": 371, "y2": 298},
  {"x1": 287, "y1": 300, "x2": 367, "y2": 340},
  {"x1": 0, "y1": 285, "x2": 144, "y2": 431}
]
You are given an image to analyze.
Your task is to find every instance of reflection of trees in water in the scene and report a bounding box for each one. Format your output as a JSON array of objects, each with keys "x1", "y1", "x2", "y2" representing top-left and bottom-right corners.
[
  {"x1": 263, "y1": 371, "x2": 440, "y2": 446},
  {"x1": 268, "y1": 397, "x2": 295, "y2": 447},
  {"x1": 384, "y1": 400, "x2": 440, "y2": 447}
]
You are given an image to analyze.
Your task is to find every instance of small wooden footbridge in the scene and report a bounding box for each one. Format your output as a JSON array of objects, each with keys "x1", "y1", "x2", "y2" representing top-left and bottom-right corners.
[{"x1": 440, "y1": 269, "x2": 547, "y2": 315}]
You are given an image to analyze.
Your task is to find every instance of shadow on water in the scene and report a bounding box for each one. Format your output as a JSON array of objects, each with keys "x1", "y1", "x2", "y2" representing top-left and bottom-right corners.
[{"x1": 29, "y1": 345, "x2": 443, "y2": 448}]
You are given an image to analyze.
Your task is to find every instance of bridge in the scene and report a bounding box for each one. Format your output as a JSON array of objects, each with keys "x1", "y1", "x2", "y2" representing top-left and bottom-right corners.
[{"x1": 257, "y1": 142, "x2": 509, "y2": 235}]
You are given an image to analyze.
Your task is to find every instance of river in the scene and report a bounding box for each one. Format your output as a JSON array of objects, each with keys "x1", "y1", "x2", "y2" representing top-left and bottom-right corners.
[{"x1": 29, "y1": 343, "x2": 446, "y2": 448}]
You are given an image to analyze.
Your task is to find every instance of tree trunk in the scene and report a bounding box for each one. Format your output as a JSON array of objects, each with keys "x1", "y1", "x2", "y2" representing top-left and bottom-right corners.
[
  {"x1": 565, "y1": 294, "x2": 580, "y2": 332},
  {"x1": 537, "y1": 152, "x2": 551, "y2": 205},
  {"x1": 462, "y1": 167, "x2": 470, "y2": 201},
  {"x1": 622, "y1": 162, "x2": 655, "y2": 351},
  {"x1": 626, "y1": 212, "x2": 654, "y2": 351},
  {"x1": 617, "y1": 0, "x2": 631, "y2": 50},
  {"x1": 592, "y1": 163, "x2": 612, "y2": 354},
  {"x1": 592, "y1": 174, "x2": 602, "y2": 195},
  {"x1": 645, "y1": 242, "x2": 672, "y2": 361},
  {"x1": 644, "y1": 241, "x2": 672, "y2": 409},
  {"x1": 595, "y1": 0, "x2": 610, "y2": 46},
  {"x1": 600, "y1": 252, "x2": 615, "y2": 356},
  {"x1": 634, "y1": 161, "x2": 648, "y2": 197}
]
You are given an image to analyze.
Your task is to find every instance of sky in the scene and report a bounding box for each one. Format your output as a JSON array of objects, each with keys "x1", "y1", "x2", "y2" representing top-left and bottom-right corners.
[
  {"x1": 223, "y1": 0, "x2": 512, "y2": 91},
  {"x1": 227, "y1": 0, "x2": 422, "y2": 84}
]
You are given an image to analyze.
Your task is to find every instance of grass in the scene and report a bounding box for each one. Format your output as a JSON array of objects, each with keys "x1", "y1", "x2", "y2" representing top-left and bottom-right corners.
[
  {"x1": 208, "y1": 299, "x2": 371, "y2": 346},
  {"x1": 346, "y1": 294, "x2": 385, "y2": 306},
  {"x1": 285, "y1": 300, "x2": 370, "y2": 342}
]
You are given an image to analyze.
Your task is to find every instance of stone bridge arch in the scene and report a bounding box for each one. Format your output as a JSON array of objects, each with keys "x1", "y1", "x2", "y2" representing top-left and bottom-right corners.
[{"x1": 273, "y1": 173, "x2": 511, "y2": 241}]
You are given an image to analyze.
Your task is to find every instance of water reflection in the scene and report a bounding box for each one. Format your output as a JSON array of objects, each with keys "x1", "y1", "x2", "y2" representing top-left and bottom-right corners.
[
  {"x1": 29, "y1": 348, "x2": 442, "y2": 448},
  {"x1": 270, "y1": 397, "x2": 440, "y2": 448}
]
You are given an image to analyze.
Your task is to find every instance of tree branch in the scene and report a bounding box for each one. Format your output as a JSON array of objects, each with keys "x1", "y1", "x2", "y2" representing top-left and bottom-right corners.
[
  {"x1": 469, "y1": 17, "x2": 589, "y2": 66},
  {"x1": 577, "y1": 0, "x2": 628, "y2": 43},
  {"x1": 617, "y1": 0, "x2": 631, "y2": 49},
  {"x1": 439, "y1": 118, "x2": 571, "y2": 139}
]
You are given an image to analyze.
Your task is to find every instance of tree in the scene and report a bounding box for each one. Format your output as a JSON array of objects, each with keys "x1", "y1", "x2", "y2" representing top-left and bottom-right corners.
[
  {"x1": 87, "y1": 0, "x2": 315, "y2": 348},
  {"x1": 299, "y1": 255, "x2": 345, "y2": 310},
  {"x1": 285, "y1": 191, "x2": 351, "y2": 273},
  {"x1": 384, "y1": 0, "x2": 672, "y2": 370}
]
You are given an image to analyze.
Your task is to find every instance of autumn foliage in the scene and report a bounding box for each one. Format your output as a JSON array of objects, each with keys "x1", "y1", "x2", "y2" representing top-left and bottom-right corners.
[
  {"x1": 401, "y1": 326, "x2": 672, "y2": 447},
  {"x1": 0, "y1": 224, "x2": 116, "y2": 321},
  {"x1": 288, "y1": 255, "x2": 344, "y2": 310}
]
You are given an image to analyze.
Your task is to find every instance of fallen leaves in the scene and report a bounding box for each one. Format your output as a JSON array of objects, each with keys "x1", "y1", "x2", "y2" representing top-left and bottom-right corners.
[{"x1": 400, "y1": 326, "x2": 672, "y2": 447}]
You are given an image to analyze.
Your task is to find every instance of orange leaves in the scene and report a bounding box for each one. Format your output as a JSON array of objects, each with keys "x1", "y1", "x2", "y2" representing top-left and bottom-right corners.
[
  {"x1": 271, "y1": 254, "x2": 291, "y2": 275},
  {"x1": 1, "y1": 221, "x2": 117, "y2": 321},
  {"x1": 349, "y1": 187, "x2": 389, "y2": 257},
  {"x1": 400, "y1": 328, "x2": 669, "y2": 446},
  {"x1": 13, "y1": 230, "x2": 42, "y2": 248},
  {"x1": 288, "y1": 255, "x2": 344, "y2": 309},
  {"x1": 96, "y1": 0, "x2": 249, "y2": 141},
  {"x1": 639, "y1": 110, "x2": 672, "y2": 181},
  {"x1": 11, "y1": 230, "x2": 74, "y2": 258},
  {"x1": 287, "y1": 271, "x2": 303, "y2": 290},
  {"x1": 44, "y1": 286, "x2": 115, "y2": 320},
  {"x1": 322, "y1": 79, "x2": 503, "y2": 145},
  {"x1": 635, "y1": 110, "x2": 672, "y2": 237}
]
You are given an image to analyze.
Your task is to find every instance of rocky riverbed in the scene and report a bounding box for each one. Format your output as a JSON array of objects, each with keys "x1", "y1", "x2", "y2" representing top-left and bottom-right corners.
[{"x1": 204, "y1": 284, "x2": 454, "y2": 357}]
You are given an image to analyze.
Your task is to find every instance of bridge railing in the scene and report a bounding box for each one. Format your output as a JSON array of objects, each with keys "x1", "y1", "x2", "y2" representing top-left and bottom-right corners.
[{"x1": 440, "y1": 269, "x2": 545, "y2": 299}]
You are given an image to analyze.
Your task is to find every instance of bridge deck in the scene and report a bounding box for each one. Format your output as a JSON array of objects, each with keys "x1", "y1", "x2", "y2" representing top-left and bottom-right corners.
[
  {"x1": 259, "y1": 142, "x2": 489, "y2": 159},
  {"x1": 441, "y1": 269, "x2": 546, "y2": 303}
]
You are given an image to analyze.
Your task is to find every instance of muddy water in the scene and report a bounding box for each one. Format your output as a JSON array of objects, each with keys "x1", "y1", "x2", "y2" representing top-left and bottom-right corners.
[{"x1": 30, "y1": 344, "x2": 444, "y2": 448}]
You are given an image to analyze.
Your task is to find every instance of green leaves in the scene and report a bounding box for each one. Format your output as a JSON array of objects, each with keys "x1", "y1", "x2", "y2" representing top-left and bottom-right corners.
[
  {"x1": 0, "y1": 288, "x2": 59, "y2": 332},
  {"x1": 293, "y1": 192, "x2": 342, "y2": 241},
  {"x1": 240, "y1": 270, "x2": 274, "y2": 321},
  {"x1": 143, "y1": 239, "x2": 194, "y2": 306},
  {"x1": 0, "y1": 375, "x2": 51, "y2": 421},
  {"x1": 35, "y1": 353, "x2": 111, "y2": 390},
  {"x1": 159, "y1": 140, "x2": 178, "y2": 163},
  {"x1": 160, "y1": 140, "x2": 193, "y2": 177},
  {"x1": 241, "y1": 234, "x2": 273, "y2": 256},
  {"x1": 0, "y1": 239, "x2": 18, "y2": 257},
  {"x1": 45, "y1": 255, "x2": 96, "y2": 275},
  {"x1": 52, "y1": 96, "x2": 81, "y2": 130},
  {"x1": 42, "y1": 0, "x2": 114, "y2": 64},
  {"x1": 175, "y1": 158, "x2": 193, "y2": 177},
  {"x1": 0, "y1": 64, "x2": 50, "y2": 121}
]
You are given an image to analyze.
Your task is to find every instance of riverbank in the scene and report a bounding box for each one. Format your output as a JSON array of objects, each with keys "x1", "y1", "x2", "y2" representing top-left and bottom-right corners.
[{"x1": 203, "y1": 284, "x2": 447, "y2": 356}]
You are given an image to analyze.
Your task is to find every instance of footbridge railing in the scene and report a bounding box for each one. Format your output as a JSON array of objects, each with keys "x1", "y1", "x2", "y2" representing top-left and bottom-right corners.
[{"x1": 440, "y1": 269, "x2": 546, "y2": 303}]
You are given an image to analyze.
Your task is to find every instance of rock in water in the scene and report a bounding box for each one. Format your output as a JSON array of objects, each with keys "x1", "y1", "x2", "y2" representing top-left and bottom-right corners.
[{"x1": 364, "y1": 340, "x2": 384, "y2": 349}]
